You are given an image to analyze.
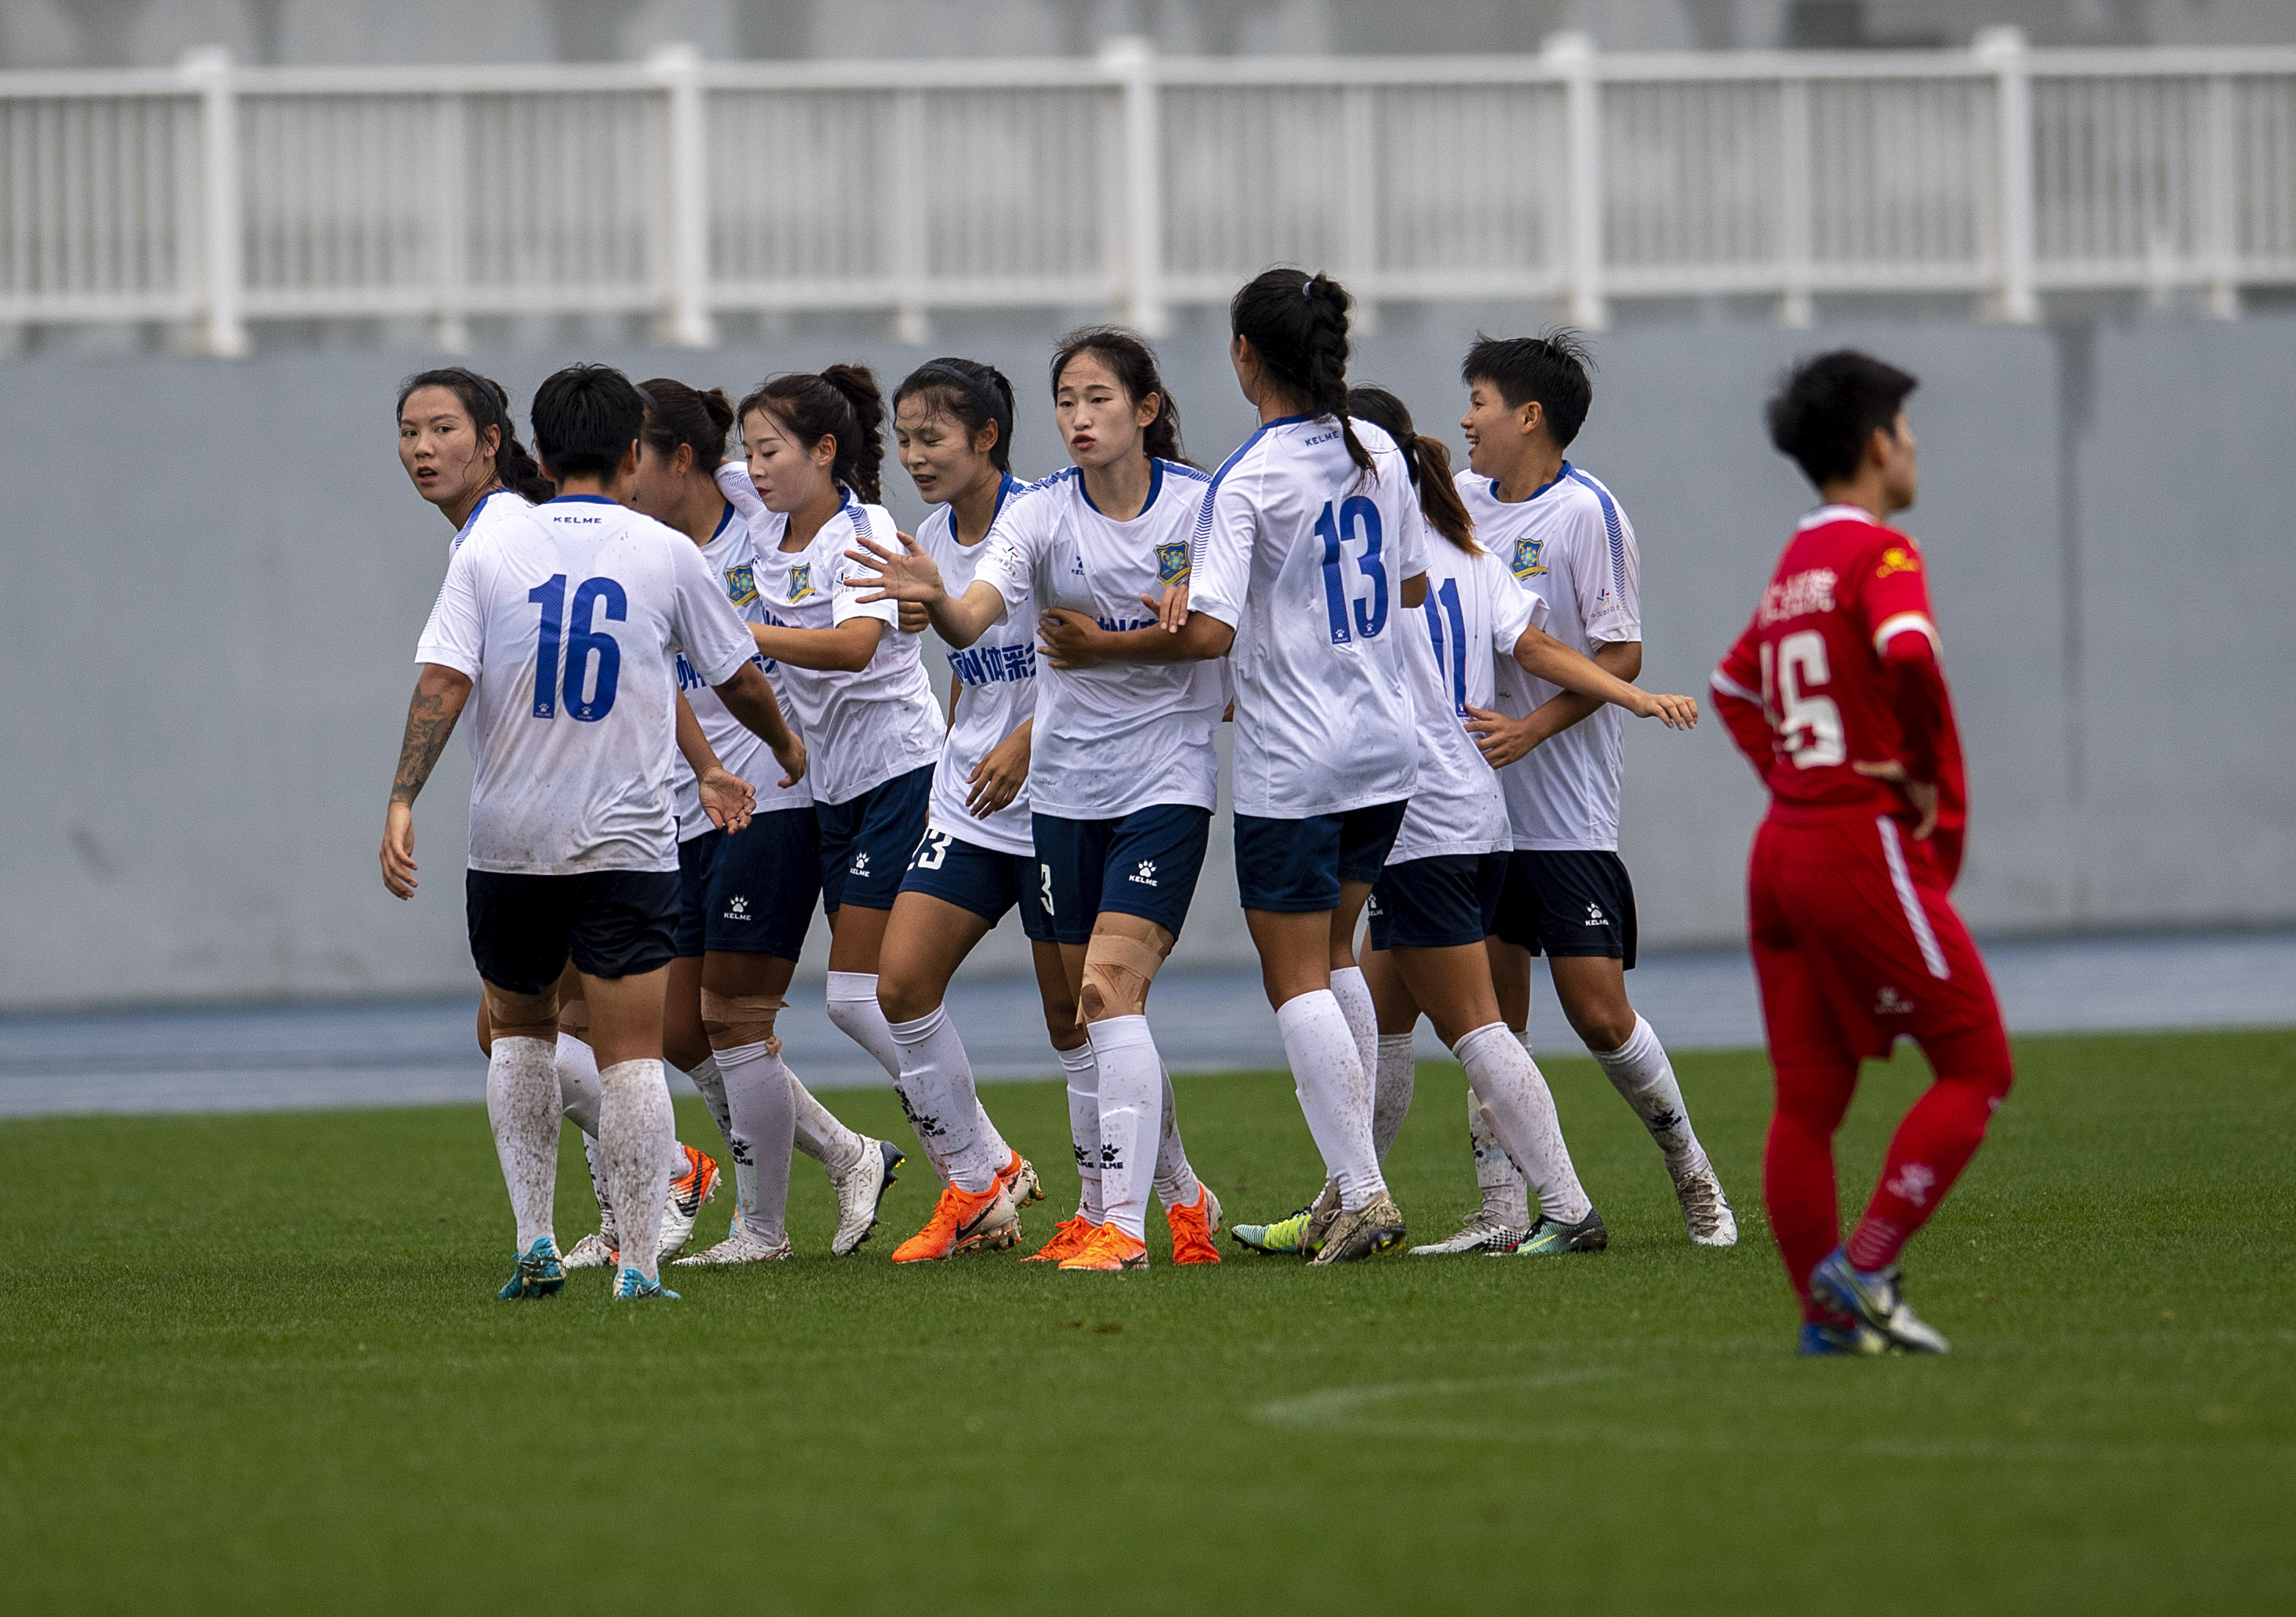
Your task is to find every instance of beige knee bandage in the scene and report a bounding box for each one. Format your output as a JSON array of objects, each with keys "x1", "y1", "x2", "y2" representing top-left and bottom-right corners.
[
  {"x1": 700, "y1": 989, "x2": 787, "y2": 1055},
  {"x1": 554, "y1": 998, "x2": 589, "y2": 1039},
  {"x1": 1078, "y1": 933, "x2": 1168, "y2": 1022}
]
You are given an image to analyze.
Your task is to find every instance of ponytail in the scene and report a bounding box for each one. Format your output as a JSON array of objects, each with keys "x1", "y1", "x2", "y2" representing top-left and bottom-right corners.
[
  {"x1": 1345, "y1": 385, "x2": 1477, "y2": 553},
  {"x1": 637, "y1": 377, "x2": 735, "y2": 473},
  {"x1": 395, "y1": 366, "x2": 555, "y2": 503},
  {"x1": 1230, "y1": 267, "x2": 1371, "y2": 477},
  {"x1": 737, "y1": 364, "x2": 887, "y2": 505}
]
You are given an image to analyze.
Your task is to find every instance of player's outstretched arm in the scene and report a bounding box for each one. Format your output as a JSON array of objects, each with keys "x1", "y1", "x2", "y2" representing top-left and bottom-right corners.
[
  {"x1": 714, "y1": 662, "x2": 806, "y2": 788},
  {"x1": 380, "y1": 663, "x2": 472, "y2": 899},
  {"x1": 841, "y1": 530, "x2": 1004, "y2": 648},
  {"x1": 1041, "y1": 600, "x2": 1235, "y2": 669},
  {"x1": 1508, "y1": 623, "x2": 1698, "y2": 729}
]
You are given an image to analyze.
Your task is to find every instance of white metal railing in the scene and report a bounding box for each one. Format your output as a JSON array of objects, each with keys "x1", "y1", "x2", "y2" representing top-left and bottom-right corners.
[{"x1": 3, "y1": 31, "x2": 2293, "y2": 355}]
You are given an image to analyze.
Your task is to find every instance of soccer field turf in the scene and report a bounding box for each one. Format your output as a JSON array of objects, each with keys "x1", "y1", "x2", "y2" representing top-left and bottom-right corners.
[{"x1": 1, "y1": 1030, "x2": 2288, "y2": 1615}]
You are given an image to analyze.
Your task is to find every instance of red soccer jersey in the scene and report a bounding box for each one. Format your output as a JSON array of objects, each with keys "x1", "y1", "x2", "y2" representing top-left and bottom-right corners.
[{"x1": 1710, "y1": 505, "x2": 1969, "y2": 880}]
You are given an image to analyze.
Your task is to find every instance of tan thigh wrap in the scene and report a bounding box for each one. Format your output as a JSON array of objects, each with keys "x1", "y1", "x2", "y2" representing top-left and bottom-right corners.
[
  {"x1": 699, "y1": 989, "x2": 787, "y2": 1054},
  {"x1": 1078, "y1": 933, "x2": 1169, "y2": 1020}
]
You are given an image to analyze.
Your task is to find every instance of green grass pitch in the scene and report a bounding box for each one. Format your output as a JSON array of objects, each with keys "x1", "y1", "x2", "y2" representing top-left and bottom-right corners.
[{"x1": 1, "y1": 1029, "x2": 2290, "y2": 1615}]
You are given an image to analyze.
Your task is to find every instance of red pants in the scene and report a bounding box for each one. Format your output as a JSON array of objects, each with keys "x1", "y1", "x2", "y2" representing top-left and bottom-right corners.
[{"x1": 1748, "y1": 812, "x2": 2013, "y2": 1317}]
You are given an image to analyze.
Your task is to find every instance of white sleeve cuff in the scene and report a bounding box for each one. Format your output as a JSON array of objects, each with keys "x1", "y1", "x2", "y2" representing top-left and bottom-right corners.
[
  {"x1": 1872, "y1": 612, "x2": 1941, "y2": 656},
  {"x1": 1709, "y1": 668, "x2": 1762, "y2": 704},
  {"x1": 414, "y1": 645, "x2": 480, "y2": 680}
]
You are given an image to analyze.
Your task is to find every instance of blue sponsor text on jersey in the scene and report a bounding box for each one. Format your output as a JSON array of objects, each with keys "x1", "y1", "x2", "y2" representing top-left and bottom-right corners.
[{"x1": 946, "y1": 641, "x2": 1037, "y2": 688}]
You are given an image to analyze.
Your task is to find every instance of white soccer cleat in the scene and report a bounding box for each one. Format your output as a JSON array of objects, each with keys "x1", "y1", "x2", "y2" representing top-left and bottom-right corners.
[
  {"x1": 1670, "y1": 1155, "x2": 1738, "y2": 1247},
  {"x1": 562, "y1": 1231, "x2": 619, "y2": 1269},
  {"x1": 656, "y1": 1144, "x2": 721, "y2": 1262},
  {"x1": 673, "y1": 1225, "x2": 792, "y2": 1265},
  {"x1": 1408, "y1": 1209, "x2": 1532, "y2": 1256},
  {"x1": 830, "y1": 1137, "x2": 905, "y2": 1256}
]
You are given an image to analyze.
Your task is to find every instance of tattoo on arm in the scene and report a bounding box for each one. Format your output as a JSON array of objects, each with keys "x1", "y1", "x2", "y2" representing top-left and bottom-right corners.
[{"x1": 391, "y1": 686, "x2": 459, "y2": 805}]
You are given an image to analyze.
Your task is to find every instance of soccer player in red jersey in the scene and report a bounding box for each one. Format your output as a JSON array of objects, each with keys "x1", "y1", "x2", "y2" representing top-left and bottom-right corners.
[{"x1": 1709, "y1": 351, "x2": 2013, "y2": 1356}]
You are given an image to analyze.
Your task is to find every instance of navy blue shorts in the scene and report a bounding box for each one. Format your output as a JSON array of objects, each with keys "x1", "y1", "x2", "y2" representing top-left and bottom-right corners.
[
  {"x1": 898, "y1": 828, "x2": 1055, "y2": 944},
  {"x1": 1367, "y1": 851, "x2": 1508, "y2": 952},
  {"x1": 816, "y1": 764, "x2": 934, "y2": 913},
  {"x1": 466, "y1": 868, "x2": 680, "y2": 994},
  {"x1": 1233, "y1": 800, "x2": 1409, "y2": 913},
  {"x1": 1031, "y1": 805, "x2": 1211, "y2": 946},
  {"x1": 1492, "y1": 849, "x2": 1639, "y2": 969},
  {"x1": 673, "y1": 808, "x2": 822, "y2": 961}
]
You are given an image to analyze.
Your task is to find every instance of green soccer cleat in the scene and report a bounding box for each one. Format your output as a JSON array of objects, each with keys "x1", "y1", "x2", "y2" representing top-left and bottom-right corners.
[
  {"x1": 1491, "y1": 1208, "x2": 1609, "y2": 1257},
  {"x1": 497, "y1": 1236, "x2": 566, "y2": 1300},
  {"x1": 1230, "y1": 1207, "x2": 1314, "y2": 1255},
  {"x1": 1809, "y1": 1249, "x2": 1948, "y2": 1354}
]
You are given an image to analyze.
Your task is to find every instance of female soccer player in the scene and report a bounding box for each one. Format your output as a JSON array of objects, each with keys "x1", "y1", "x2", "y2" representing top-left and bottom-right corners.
[
  {"x1": 848, "y1": 329, "x2": 1224, "y2": 1272},
  {"x1": 730, "y1": 365, "x2": 1012, "y2": 1248},
  {"x1": 396, "y1": 366, "x2": 725, "y2": 1265},
  {"x1": 1340, "y1": 386, "x2": 1699, "y2": 1260}
]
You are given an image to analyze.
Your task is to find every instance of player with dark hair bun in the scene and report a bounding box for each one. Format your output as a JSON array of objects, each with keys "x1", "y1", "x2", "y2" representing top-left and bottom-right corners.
[{"x1": 1713, "y1": 349, "x2": 2010, "y2": 1356}]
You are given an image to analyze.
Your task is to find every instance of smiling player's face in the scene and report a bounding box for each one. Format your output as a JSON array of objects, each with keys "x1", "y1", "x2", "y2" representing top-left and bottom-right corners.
[{"x1": 1459, "y1": 379, "x2": 1532, "y2": 481}]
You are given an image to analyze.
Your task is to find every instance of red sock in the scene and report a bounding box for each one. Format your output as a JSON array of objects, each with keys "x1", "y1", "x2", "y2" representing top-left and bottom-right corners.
[
  {"x1": 1845, "y1": 1021, "x2": 2014, "y2": 1272},
  {"x1": 1765, "y1": 1061, "x2": 1859, "y2": 1322}
]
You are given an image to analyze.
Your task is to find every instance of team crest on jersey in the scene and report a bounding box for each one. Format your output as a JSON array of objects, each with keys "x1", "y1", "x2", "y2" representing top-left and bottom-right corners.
[
  {"x1": 787, "y1": 562, "x2": 816, "y2": 602},
  {"x1": 1155, "y1": 540, "x2": 1190, "y2": 587},
  {"x1": 1511, "y1": 535, "x2": 1548, "y2": 579},
  {"x1": 1876, "y1": 545, "x2": 1921, "y2": 579},
  {"x1": 724, "y1": 563, "x2": 758, "y2": 607}
]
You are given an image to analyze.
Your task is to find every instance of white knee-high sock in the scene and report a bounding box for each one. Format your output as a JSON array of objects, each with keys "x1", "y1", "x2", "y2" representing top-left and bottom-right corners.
[
  {"x1": 716, "y1": 1039, "x2": 796, "y2": 1244},
  {"x1": 1275, "y1": 990, "x2": 1385, "y2": 1211},
  {"x1": 1471, "y1": 1090, "x2": 1530, "y2": 1226},
  {"x1": 1151, "y1": 1065, "x2": 1202, "y2": 1211},
  {"x1": 788, "y1": 1071, "x2": 865, "y2": 1177},
  {"x1": 686, "y1": 1055, "x2": 753, "y2": 1221},
  {"x1": 487, "y1": 1036, "x2": 560, "y2": 1250},
  {"x1": 598, "y1": 1058, "x2": 677, "y2": 1280},
  {"x1": 1455, "y1": 1022, "x2": 1592, "y2": 1225},
  {"x1": 1058, "y1": 1043, "x2": 1102, "y2": 1222},
  {"x1": 555, "y1": 1031, "x2": 602, "y2": 1137},
  {"x1": 1372, "y1": 1032, "x2": 1416, "y2": 1162},
  {"x1": 582, "y1": 1133, "x2": 618, "y2": 1241},
  {"x1": 1328, "y1": 966, "x2": 1380, "y2": 1099},
  {"x1": 887, "y1": 1005, "x2": 1002, "y2": 1193},
  {"x1": 1087, "y1": 1016, "x2": 1163, "y2": 1240},
  {"x1": 825, "y1": 970, "x2": 902, "y2": 1077},
  {"x1": 1592, "y1": 1015, "x2": 1706, "y2": 1169}
]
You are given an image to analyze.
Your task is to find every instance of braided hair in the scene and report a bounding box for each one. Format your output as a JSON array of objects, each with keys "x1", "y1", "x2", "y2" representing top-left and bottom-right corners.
[{"x1": 1229, "y1": 267, "x2": 1370, "y2": 477}]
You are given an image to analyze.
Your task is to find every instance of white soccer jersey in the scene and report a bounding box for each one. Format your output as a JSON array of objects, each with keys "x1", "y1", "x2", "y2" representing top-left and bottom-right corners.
[
  {"x1": 670, "y1": 502, "x2": 812, "y2": 839},
  {"x1": 744, "y1": 493, "x2": 941, "y2": 807},
  {"x1": 919, "y1": 478, "x2": 1038, "y2": 857},
  {"x1": 416, "y1": 494, "x2": 759, "y2": 876},
  {"x1": 1388, "y1": 530, "x2": 1544, "y2": 865},
  {"x1": 1188, "y1": 416, "x2": 1427, "y2": 819},
  {"x1": 448, "y1": 486, "x2": 534, "y2": 557},
  {"x1": 1458, "y1": 462, "x2": 1642, "y2": 851},
  {"x1": 972, "y1": 461, "x2": 1223, "y2": 822}
]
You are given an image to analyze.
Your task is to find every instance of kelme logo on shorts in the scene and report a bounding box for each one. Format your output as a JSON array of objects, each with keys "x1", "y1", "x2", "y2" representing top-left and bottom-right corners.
[
  {"x1": 1129, "y1": 860, "x2": 1159, "y2": 887},
  {"x1": 723, "y1": 894, "x2": 751, "y2": 921},
  {"x1": 849, "y1": 851, "x2": 870, "y2": 876}
]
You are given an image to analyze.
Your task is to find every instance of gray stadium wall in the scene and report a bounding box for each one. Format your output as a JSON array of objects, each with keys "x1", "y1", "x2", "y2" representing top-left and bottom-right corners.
[{"x1": 1, "y1": 311, "x2": 2289, "y2": 1010}]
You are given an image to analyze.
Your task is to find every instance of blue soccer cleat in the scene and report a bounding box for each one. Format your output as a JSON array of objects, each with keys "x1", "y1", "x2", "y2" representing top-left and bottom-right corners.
[
  {"x1": 497, "y1": 1236, "x2": 566, "y2": 1301},
  {"x1": 1798, "y1": 1318, "x2": 1888, "y2": 1357},
  {"x1": 1809, "y1": 1248, "x2": 1949, "y2": 1354},
  {"x1": 614, "y1": 1267, "x2": 680, "y2": 1302}
]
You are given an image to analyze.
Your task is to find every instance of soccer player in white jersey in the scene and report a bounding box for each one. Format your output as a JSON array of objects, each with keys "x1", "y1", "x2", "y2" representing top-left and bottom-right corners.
[
  {"x1": 849, "y1": 330, "x2": 1224, "y2": 1273},
  {"x1": 1342, "y1": 386, "x2": 1700, "y2": 1262},
  {"x1": 1127, "y1": 270, "x2": 1427, "y2": 1266},
  {"x1": 1454, "y1": 333, "x2": 1737, "y2": 1248},
  {"x1": 615, "y1": 377, "x2": 854, "y2": 1269},
  {"x1": 380, "y1": 363, "x2": 805, "y2": 1301},
  {"x1": 395, "y1": 366, "x2": 727, "y2": 1267},
  {"x1": 732, "y1": 366, "x2": 1024, "y2": 1251}
]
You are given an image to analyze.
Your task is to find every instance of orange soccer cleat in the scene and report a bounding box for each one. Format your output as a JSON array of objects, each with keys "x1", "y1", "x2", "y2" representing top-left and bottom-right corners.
[
  {"x1": 890, "y1": 1180, "x2": 1019, "y2": 1264},
  {"x1": 1057, "y1": 1223, "x2": 1149, "y2": 1272},
  {"x1": 1164, "y1": 1184, "x2": 1223, "y2": 1265},
  {"x1": 1020, "y1": 1214, "x2": 1101, "y2": 1264},
  {"x1": 996, "y1": 1150, "x2": 1044, "y2": 1208}
]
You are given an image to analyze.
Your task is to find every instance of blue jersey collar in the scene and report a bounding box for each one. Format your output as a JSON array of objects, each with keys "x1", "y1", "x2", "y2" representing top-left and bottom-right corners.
[{"x1": 1488, "y1": 459, "x2": 1572, "y2": 507}]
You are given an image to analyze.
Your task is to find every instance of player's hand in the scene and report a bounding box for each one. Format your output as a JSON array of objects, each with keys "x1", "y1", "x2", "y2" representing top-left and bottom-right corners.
[
  {"x1": 1157, "y1": 582, "x2": 1191, "y2": 632},
  {"x1": 1465, "y1": 705, "x2": 1544, "y2": 769},
  {"x1": 842, "y1": 528, "x2": 947, "y2": 606},
  {"x1": 1633, "y1": 691, "x2": 1700, "y2": 730},
  {"x1": 966, "y1": 725, "x2": 1032, "y2": 817},
  {"x1": 771, "y1": 732, "x2": 808, "y2": 791},
  {"x1": 380, "y1": 801, "x2": 419, "y2": 899},
  {"x1": 698, "y1": 766, "x2": 756, "y2": 835},
  {"x1": 1038, "y1": 609, "x2": 1108, "y2": 669},
  {"x1": 898, "y1": 599, "x2": 930, "y2": 635},
  {"x1": 1854, "y1": 759, "x2": 1939, "y2": 840}
]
